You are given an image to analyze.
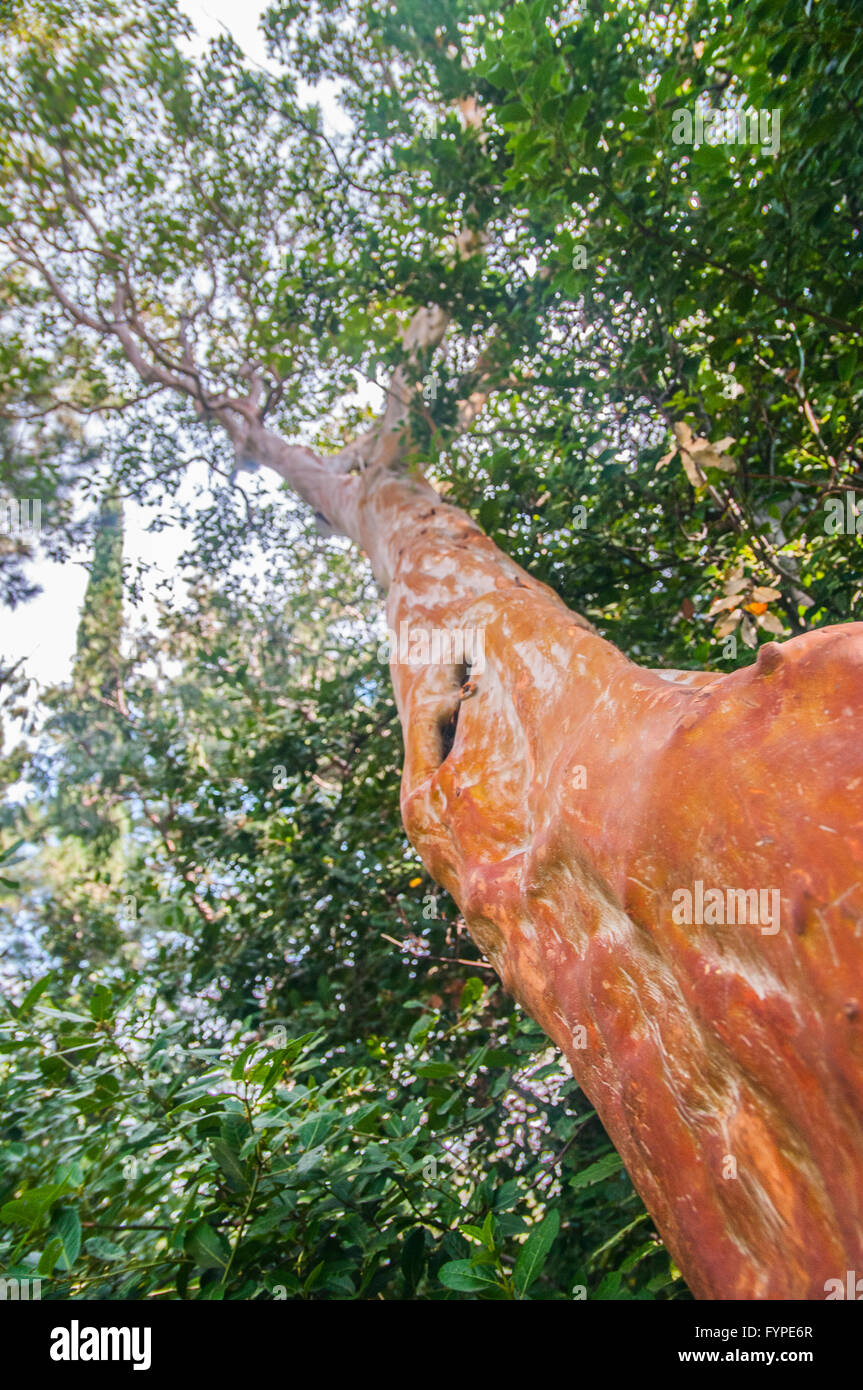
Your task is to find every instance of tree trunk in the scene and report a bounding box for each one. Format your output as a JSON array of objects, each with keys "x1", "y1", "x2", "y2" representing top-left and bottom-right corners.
[{"x1": 331, "y1": 456, "x2": 863, "y2": 1301}]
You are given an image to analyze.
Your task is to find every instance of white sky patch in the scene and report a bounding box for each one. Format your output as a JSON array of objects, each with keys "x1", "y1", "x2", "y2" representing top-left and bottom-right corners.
[
  {"x1": 180, "y1": 0, "x2": 274, "y2": 69},
  {"x1": 2, "y1": 461, "x2": 277, "y2": 705}
]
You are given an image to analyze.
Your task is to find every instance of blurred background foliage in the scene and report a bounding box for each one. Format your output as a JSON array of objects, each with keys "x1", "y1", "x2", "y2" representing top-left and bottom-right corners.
[{"x1": 1, "y1": 0, "x2": 862, "y2": 1298}]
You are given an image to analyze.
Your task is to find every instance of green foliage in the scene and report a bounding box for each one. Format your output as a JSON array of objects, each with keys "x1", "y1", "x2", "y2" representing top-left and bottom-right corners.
[
  {"x1": 1, "y1": 975, "x2": 678, "y2": 1300},
  {"x1": 455, "y1": 0, "x2": 863, "y2": 661}
]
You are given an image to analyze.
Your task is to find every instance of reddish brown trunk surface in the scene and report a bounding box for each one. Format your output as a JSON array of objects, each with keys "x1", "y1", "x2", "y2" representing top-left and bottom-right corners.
[{"x1": 353, "y1": 464, "x2": 863, "y2": 1300}]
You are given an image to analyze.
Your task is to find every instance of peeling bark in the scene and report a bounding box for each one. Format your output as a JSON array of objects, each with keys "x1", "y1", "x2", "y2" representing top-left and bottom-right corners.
[{"x1": 330, "y1": 459, "x2": 863, "y2": 1302}]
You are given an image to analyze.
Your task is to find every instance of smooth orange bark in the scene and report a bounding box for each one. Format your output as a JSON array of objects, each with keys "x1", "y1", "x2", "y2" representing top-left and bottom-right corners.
[{"x1": 348, "y1": 462, "x2": 863, "y2": 1301}]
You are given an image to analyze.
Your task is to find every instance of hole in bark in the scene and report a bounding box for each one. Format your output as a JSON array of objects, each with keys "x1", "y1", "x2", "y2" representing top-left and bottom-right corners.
[
  {"x1": 437, "y1": 663, "x2": 470, "y2": 765},
  {"x1": 439, "y1": 706, "x2": 459, "y2": 763}
]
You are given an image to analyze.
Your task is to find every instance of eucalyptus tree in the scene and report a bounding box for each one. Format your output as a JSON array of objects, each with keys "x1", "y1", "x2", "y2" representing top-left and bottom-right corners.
[{"x1": 2, "y1": 0, "x2": 863, "y2": 1298}]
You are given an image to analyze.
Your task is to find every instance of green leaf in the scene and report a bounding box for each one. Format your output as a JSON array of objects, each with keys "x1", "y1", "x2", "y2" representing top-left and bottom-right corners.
[
  {"x1": 438, "y1": 1259, "x2": 502, "y2": 1294},
  {"x1": 415, "y1": 1061, "x2": 457, "y2": 1079},
  {"x1": 212, "y1": 1139, "x2": 249, "y2": 1192},
  {"x1": 513, "y1": 1209, "x2": 560, "y2": 1296},
  {"x1": 297, "y1": 1112, "x2": 336, "y2": 1147},
  {"x1": 220, "y1": 1110, "x2": 252, "y2": 1154},
  {"x1": 229, "y1": 1040, "x2": 261, "y2": 1080},
  {"x1": 462, "y1": 1213, "x2": 495, "y2": 1251},
  {"x1": 590, "y1": 1213, "x2": 651, "y2": 1260},
  {"x1": 621, "y1": 142, "x2": 655, "y2": 169},
  {"x1": 493, "y1": 1179, "x2": 520, "y2": 1211},
  {"x1": 51, "y1": 1206, "x2": 82, "y2": 1271},
  {"x1": 594, "y1": 1269, "x2": 622, "y2": 1299},
  {"x1": 400, "y1": 1228, "x2": 426, "y2": 1291},
  {"x1": 296, "y1": 1143, "x2": 327, "y2": 1174},
  {"x1": 1, "y1": 1185, "x2": 61, "y2": 1226},
  {"x1": 497, "y1": 102, "x2": 530, "y2": 126},
  {"x1": 459, "y1": 977, "x2": 484, "y2": 1012},
  {"x1": 185, "y1": 1219, "x2": 231, "y2": 1272},
  {"x1": 563, "y1": 92, "x2": 591, "y2": 132},
  {"x1": 89, "y1": 984, "x2": 114, "y2": 1022},
  {"x1": 655, "y1": 68, "x2": 679, "y2": 105},
  {"x1": 18, "y1": 974, "x2": 52, "y2": 1016},
  {"x1": 37, "y1": 1236, "x2": 65, "y2": 1276},
  {"x1": 568, "y1": 1153, "x2": 623, "y2": 1190}
]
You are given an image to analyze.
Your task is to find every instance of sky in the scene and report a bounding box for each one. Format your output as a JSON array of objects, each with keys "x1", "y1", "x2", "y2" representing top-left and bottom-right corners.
[
  {"x1": 181, "y1": 0, "x2": 274, "y2": 68},
  {"x1": 2, "y1": 1, "x2": 285, "y2": 698}
]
